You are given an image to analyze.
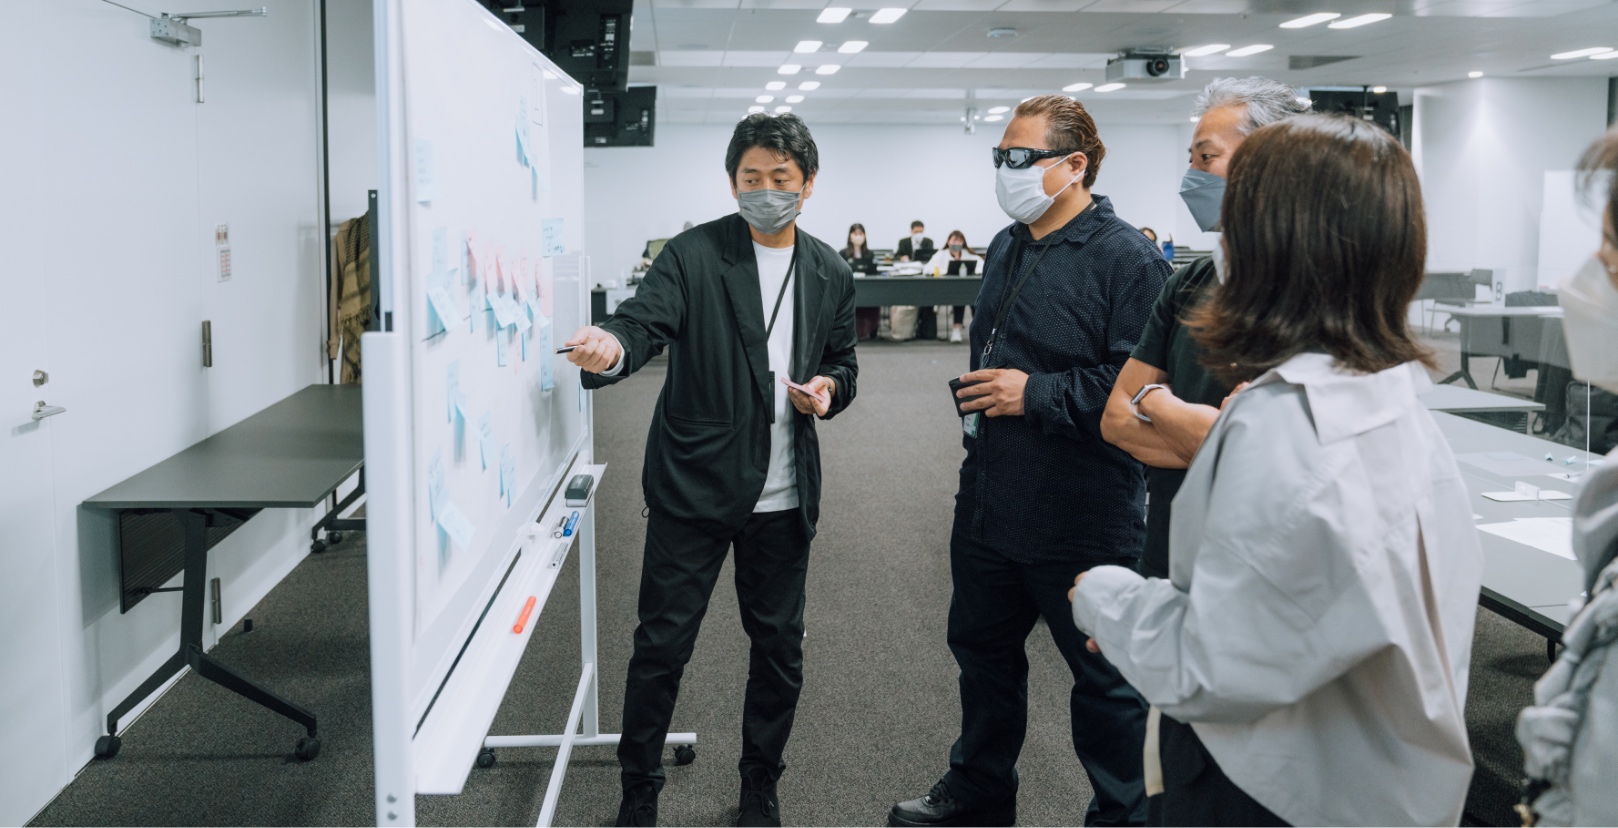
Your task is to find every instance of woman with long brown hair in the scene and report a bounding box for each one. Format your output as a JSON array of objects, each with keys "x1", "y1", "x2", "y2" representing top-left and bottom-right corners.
[{"x1": 1069, "y1": 114, "x2": 1484, "y2": 826}]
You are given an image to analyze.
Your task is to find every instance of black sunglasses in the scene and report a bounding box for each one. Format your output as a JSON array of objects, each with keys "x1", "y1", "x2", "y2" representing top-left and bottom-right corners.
[{"x1": 992, "y1": 147, "x2": 1076, "y2": 170}]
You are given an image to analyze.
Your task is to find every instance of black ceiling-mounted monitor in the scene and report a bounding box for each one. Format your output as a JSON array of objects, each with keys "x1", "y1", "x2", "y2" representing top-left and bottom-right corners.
[
  {"x1": 1305, "y1": 88, "x2": 1401, "y2": 137},
  {"x1": 585, "y1": 86, "x2": 656, "y2": 147},
  {"x1": 546, "y1": 0, "x2": 632, "y2": 93}
]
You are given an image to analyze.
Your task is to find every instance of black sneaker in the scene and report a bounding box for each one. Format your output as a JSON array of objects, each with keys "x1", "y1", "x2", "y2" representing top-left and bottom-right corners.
[
  {"x1": 616, "y1": 782, "x2": 658, "y2": 827},
  {"x1": 737, "y1": 770, "x2": 782, "y2": 828},
  {"x1": 889, "y1": 779, "x2": 1015, "y2": 827}
]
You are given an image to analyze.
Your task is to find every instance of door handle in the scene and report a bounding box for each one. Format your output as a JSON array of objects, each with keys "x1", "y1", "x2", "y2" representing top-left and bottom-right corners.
[{"x1": 32, "y1": 401, "x2": 65, "y2": 421}]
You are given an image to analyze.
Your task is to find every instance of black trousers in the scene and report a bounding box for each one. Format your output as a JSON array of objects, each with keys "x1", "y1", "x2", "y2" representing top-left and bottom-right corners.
[
  {"x1": 942, "y1": 527, "x2": 1150, "y2": 826},
  {"x1": 1158, "y1": 715, "x2": 1288, "y2": 827},
  {"x1": 617, "y1": 507, "x2": 811, "y2": 790}
]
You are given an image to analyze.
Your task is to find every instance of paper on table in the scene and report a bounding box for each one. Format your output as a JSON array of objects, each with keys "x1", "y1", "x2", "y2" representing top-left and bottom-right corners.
[
  {"x1": 1477, "y1": 517, "x2": 1575, "y2": 561},
  {"x1": 1481, "y1": 489, "x2": 1573, "y2": 502},
  {"x1": 477, "y1": 412, "x2": 494, "y2": 470},
  {"x1": 437, "y1": 500, "x2": 477, "y2": 550},
  {"x1": 1457, "y1": 451, "x2": 1560, "y2": 477}
]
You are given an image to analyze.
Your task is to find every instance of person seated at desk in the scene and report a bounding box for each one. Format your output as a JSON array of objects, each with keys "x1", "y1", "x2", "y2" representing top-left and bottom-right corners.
[
  {"x1": 896, "y1": 220, "x2": 934, "y2": 262},
  {"x1": 923, "y1": 230, "x2": 981, "y2": 343},
  {"x1": 844, "y1": 223, "x2": 880, "y2": 340}
]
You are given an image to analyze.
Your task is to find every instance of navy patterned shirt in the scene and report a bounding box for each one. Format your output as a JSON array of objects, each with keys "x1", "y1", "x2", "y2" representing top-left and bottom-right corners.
[{"x1": 956, "y1": 195, "x2": 1171, "y2": 564}]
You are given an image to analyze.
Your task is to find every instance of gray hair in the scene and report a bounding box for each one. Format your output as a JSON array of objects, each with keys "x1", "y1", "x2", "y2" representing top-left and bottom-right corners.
[{"x1": 1192, "y1": 77, "x2": 1312, "y2": 135}]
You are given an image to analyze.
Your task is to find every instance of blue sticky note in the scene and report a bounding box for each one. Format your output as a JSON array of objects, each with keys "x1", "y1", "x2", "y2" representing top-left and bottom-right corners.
[
  {"x1": 427, "y1": 448, "x2": 447, "y2": 522},
  {"x1": 496, "y1": 330, "x2": 509, "y2": 366},
  {"x1": 437, "y1": 500, "x2": 476, "y2": 550},
  {"x1": 454, "y1": 391, "x2": 470, "y2": 422},
  {"x1": 520, "y1": 328, "x2": 528, "y2": 362},
  {"x1": 414, "y1": 138, "x2": 436, "y2": 204},
  {"x1": 477, "y1": 412, "x2": 494, "y2": 470},
  {"x1": 540, "y1": 321, "x2": 555, "y2": 392},
  {"x1": 447, "y1": 362, "x2": 460, "y2": 423},
  {"x1": 542, "y1": 218, "x2": 565, "y2": 257},
  {"x1": 500, "y1": 445, "x2": 516, "y2": 507}
]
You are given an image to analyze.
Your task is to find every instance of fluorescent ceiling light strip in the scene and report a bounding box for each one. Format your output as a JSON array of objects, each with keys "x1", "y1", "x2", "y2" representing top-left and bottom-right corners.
[
  {"x1": 1181, "y1": 44, "x2": 1230, "y2": 57},
  {"x1": 1468, "y1": 70, "x2": 1483, "y2": 77},
  {"x1": 786, "y1": 95, "x2": 804, "y2": 103},
  {"x1": 756, "y1": 95, "x2": 774, "y2": 102},
  {"x1": 838, "y1": 40, "x2": 868, "y2": 53},
  {"x1": 766, "y1": 81, "x2": 785, "y2": 90},
  {"x1": 1327, "y1": 13, "x2": 1390, "y2": 28},
  {"x1": 984, "y1": 115, "x2": 1004, "y2": 122},
  {"x1": 817, "y1": 7, "x2": 851, "y2": 23},
  {"x1": 795, "y1": 40, "x2": 822, "y2": 53},
  {"x1": 1225, "y1": 44, "x2": 1273, "y2": 57},
  {"x1": 778, "y1": 64, "x2": 802, "y2": 74},
  {"x1": 749, "y1": 106, "x2": 765, "y2": 113},
  {"x1": 1095, "y1": 82, "x2": 1125, "y2": 92},
  {"x1": 815, "y1": 64, "x2": 840, "y2": 75},
  {"x1": 775, "y1": 105, "x2": 792, "y2": 112},
  {"x1": 988, "y1": 105, "x2": 1010, "y2": 114},
  {"x1": 1591, "y1": 50, "x2": 1618, "y2": 60},
  {"x1": 870, "y1": 8, "x2": 906, "y2": 24},
  {"x1": 1063, "y1": 81, "x2": 1093, "y2": 92},
  {"x1": 1280, "y1": 12, "x2": 1340, "y2": 28},
  {"x1": 1552, "y1": 47, "x2": 1613, "y2": 59},
  {"x1": 798, "y1": 81, "x2": 821, "y2": 90}
]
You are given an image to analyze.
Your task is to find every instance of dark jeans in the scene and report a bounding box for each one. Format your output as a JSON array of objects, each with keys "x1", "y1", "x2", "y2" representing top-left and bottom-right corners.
[
  {"x1": 943, "y1": 528, "x2": 1149, "y2": 826},
  {"x1": 1159, "y1": 715, "x2": 1288, "y2": 827},
  {"x1": 618, "y1": 508, "x2": 811, "y2": 790}
]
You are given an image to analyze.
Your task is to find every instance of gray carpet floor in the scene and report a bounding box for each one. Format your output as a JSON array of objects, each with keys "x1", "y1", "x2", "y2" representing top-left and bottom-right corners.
[{"x1": 30, "y1": 338, "x2": 1553, "y2": 827}]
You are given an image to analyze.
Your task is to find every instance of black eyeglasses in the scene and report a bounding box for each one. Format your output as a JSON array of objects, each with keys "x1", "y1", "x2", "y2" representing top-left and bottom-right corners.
[{"x1": 992, "y1": 147, "x2": 1076, "y2": 170}]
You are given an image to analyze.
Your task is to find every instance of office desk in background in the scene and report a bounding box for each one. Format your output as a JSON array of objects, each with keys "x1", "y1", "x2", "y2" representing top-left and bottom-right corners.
[
  {"x1": 1431, "y1": 411, "x2": 1598, "y2": 658},
  {"x1": 82, "y1": 384, "x2": 365, "y2": 761},
  {"x1": 853, "y1": 276, "x2": 982, "y2": 307},
  {"x1": 1436, "y1": 304, "x2": 1564, "y2": 389},
  {"x1": 1420, "y1": 384, "x2": 1545, "y2": 434}
]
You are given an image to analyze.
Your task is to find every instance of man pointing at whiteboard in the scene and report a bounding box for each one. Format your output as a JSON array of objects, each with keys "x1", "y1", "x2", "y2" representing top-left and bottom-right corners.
[{"x1": 564, "y1": 112, "x2": 859, "y2": 828}]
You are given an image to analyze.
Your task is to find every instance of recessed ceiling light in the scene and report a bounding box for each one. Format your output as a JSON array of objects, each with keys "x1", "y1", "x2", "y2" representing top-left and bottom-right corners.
[
  {"x1": 757, "y1": 95, "x2": 775, "y2": 103},
  {"x1": 815, "y1": 64, "x2": 840, "y2": 75},
  {"x1": 839, "y1": 40, "x2": 868, "y2": 53},
  {"x1": 1225, "y1": 44, "x2": 1273, "y2": 57},
  {"x1": 775, "y1": 105, "x2": 792, "y2": 113},
  {"x1": 798, "y1": 81, "x2": 821, "y2": 90},
  {"x1": 1468, "y1": 70, "x2": 1484, "y2": 77},
  {"x1": 766, "y1": 81, "x2": 786, "y2": 90},
  {"x1": 870, "y1": 7, "x2": 906, "y2": 24},
  {"x1": 988, "y1": 105, "x2": 1010, "y2": 114},
  {"x1": 1371, "y1": 85, "x2": 1387, "y2": 93},
  {"x1": 1095, "y1": 82, "x2": 1126, "y2": 92},
  {"x1": 984, "y1": 114, "x2": 1004, "y2": 122},
  {"x1": 795, "y1": 40, "x2": 822, "y2": 53},
  {"x1": 1296, "y1": 96, "x2": 1312, "y2": 105},
  {"x1": 1328, "y1": 13, "x2": 1390, "y2": 28},
  {"x1": 1182, "y1": 44, "x2": 1231, "y2": 57},
  {"x1": 1062, "y1": 81, "x2": 1093, "y2": 92},
  {"x1": 1592, "y1": 50, "x2": 1618, "y2": 60},
  {"x1": 1189, "y1": 115, "x2": 1199, "y2": 122},
  {"x1": 786, "y1": 95, "x2": 804, "y2": 103},
  {"x1": 749, "y1": 105, "x2": 765, "y2": 113},
  {"x1": 778, "y1": 64, "x2": 802, "y2": 74},
  {"x1": 1553, "y1": 47, "x2": 1614, "y2": 59},
  {"x1": 817, "y1": 7, "x2": 851, "y2": 23},
  {"x1": 1280, "y1": 12, "x2": 1340, "y2": 28}
]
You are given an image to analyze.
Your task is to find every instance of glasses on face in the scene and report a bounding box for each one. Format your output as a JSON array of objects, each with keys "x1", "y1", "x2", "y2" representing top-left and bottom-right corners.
[{"x1": 991, "y1": 147, "x2": 1074, "y2": 170}]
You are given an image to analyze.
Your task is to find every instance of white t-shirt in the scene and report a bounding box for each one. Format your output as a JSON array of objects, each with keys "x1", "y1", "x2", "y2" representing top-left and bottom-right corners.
[{"x1": 752, "y1": 241, "x2": 799, "y2": 513}]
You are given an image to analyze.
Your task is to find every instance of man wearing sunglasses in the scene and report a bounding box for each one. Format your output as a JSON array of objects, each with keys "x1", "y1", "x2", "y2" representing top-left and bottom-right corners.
[{"x1": 889, "y1": 95, "x2": 1169, "y2": 827}]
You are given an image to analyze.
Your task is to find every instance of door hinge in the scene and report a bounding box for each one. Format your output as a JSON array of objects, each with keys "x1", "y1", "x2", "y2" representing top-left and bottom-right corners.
[
  {"x1": 202, "y1": 320, "x2": 213, "y2": 368},
  {"x1": 196, "y1": 54, "x2": 205, "y2": 103},
  {"x1": 210, "y1": 577, "x2": 223, "y2": 625}
]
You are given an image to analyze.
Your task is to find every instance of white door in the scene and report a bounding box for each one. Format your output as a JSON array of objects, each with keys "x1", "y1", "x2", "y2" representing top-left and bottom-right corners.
[{"x1": 0, "y1": 5, "x2": 70, "y2": 821}]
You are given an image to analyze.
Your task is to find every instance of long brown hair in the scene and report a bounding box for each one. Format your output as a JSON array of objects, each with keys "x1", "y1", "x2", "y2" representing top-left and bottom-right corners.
[
  {"x1": 1188, "y1": 114, "x2": 1433, "y2": 386},
  {"x1": 946, "y1": 230, "x2": 975, "y2": 257}
]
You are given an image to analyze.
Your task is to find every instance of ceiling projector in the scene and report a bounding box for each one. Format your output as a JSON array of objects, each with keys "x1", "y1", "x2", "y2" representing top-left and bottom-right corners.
[{"x1": 1105, "y1": 49, "x2": 1186, "y2": 83}]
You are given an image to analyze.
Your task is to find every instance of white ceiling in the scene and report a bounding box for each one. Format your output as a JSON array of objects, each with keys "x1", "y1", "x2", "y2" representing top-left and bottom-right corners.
[{"x1": 624, "y1": 0, "x2": 1618, "y2": 125}]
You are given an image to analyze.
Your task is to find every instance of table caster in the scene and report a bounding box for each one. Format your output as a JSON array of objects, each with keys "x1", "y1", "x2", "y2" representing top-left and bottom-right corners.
[
  {"x1": 94, "y1": 735, "x2": 122, "y2": 760},
  {"x1": 310, "y1": 539, "x2": 327, "y2": 554},
  {"x1": 294, "y1": 736, "x2": 321, "y2": 761},
  {"x1": 673, "y1": 745, "x2": 696, "y2": 766},
  {"x1": 328, "y1": 531, "x2": 344, "y2": 544},
  {"x1": 475, "y1": 748, "x2": 497, "y2": 769}
]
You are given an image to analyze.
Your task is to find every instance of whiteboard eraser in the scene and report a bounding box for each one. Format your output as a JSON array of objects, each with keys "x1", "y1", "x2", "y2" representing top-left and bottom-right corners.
[{"x1": 564, "y1": 474, "x2": 594, "y2": 506}]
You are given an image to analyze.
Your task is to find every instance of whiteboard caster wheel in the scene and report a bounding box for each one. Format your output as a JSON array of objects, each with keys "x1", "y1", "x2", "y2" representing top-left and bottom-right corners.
[
  {"x1": 294, "y1": 736, "x2": 321, "y2": 761},
  {"x1": 328, "y1": 531, "x2": 344, "y2": 544},
  {"x1": 310, "y1": 539, "x2": 327, "y2": 554},
  {"x1": 673, "y1": 745, "x2": 696, "y2": 766},
  {"x1": 475, "y1": 748, "x2": 497, "y2": 769},
  {"x1": 94, "y1": 735, "x2": 122, "y2": 759}
]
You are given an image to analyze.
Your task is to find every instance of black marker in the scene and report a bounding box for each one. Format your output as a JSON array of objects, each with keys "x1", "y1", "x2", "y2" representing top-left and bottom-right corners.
[{"x1": 555, "y1": 345, "x2": 577, "y2": 354}]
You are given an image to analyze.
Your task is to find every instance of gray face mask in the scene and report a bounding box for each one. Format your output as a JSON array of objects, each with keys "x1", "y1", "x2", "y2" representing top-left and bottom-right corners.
[
  {"x1": 1179, "y1": 167, "x2": 1226, "y2": 232},
  {"x1": 737, "y1": 188, "x2": 802, "y2": 235}
]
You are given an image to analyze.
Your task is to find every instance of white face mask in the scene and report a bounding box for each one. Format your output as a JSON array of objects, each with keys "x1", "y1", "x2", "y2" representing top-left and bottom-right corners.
[
  {"x1": 912, "y1": 232, "x2": 924, "y2": 242},
  {"x1": 1559, "y1": 252, "x2": 1618, "y2": 394},
  {"x1": 996, "y1": 154, "x2": 1080, "y2": 225}
]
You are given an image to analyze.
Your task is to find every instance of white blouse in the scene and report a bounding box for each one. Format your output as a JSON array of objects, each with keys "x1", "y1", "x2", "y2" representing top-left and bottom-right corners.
[{"x1": 1072, "y1": 353, "x2": 1483, "y2": 827}]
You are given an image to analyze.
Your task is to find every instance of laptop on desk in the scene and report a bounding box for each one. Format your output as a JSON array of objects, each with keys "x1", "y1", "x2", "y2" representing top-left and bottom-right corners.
[{"x1": 946, "y1": 259, "x2": 978, "y2": 277}]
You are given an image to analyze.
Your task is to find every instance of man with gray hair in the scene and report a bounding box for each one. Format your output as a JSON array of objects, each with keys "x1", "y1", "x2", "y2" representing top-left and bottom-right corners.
[{"x1": 1094, "y1": 76, "x2": 1308, "y2": 824}]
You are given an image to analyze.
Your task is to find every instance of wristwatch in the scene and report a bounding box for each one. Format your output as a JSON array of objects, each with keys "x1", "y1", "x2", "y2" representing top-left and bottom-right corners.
[{"x1": 1130, "y1": 383, "x2": 1168, "y2": 423}]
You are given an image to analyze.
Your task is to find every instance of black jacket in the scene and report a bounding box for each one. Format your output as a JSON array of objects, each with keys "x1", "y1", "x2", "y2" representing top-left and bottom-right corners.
[
  {"x1": 896, "y1": 236, "x2": 934, "y2": 261},
  {"x1": 584, "y1": 213, "x2": 859, "y2": 536}
]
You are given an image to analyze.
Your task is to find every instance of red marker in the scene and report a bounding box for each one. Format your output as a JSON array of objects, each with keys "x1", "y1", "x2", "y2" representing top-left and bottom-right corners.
[{"x1": 513, "y1": 596, "x2": 537, "y2": 634}]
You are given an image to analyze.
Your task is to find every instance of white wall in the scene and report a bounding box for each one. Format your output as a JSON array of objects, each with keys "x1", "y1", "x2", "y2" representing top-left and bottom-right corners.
[
  {"x1": 582, "y1": 120, "x2": 1189, "y2": 288},
  {"x1": 1414, "y1": 77, "x2": 1611, "y2": 294},
  {"x1": 0, "y1": 2, "x2": 326, "y2": 823},
  {"x1": 326, "y1": 0, "x2": 378, "y2": 222}
]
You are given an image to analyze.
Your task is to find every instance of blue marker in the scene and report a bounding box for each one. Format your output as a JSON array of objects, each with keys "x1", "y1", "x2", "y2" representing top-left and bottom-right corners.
[{"x1": 562, "y1": 511, "x2": 581, "y2": 537}]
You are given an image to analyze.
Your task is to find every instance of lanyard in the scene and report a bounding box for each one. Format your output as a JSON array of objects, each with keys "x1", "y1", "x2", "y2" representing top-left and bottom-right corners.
[
  {"x1": 765, "y1": 246, "x2": 798, "y2": 339},
  {"x1": 982, "y1": 201, "x2": 1094, "y2": 363}
]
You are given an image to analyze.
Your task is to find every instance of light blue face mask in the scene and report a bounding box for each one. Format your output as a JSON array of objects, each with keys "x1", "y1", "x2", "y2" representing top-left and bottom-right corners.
[{"x1": 1179, "y1": 167, "x2": 1226, "y2": 232}]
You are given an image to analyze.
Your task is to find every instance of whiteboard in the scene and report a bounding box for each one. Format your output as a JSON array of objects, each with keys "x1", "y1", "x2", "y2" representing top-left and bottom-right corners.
[
  {"x1": 1538, "y1": 170, "x2": 1605, "y2": 289},
  {"x1": 365, "y1": 0, "x2": 588, "y2": 747}
]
